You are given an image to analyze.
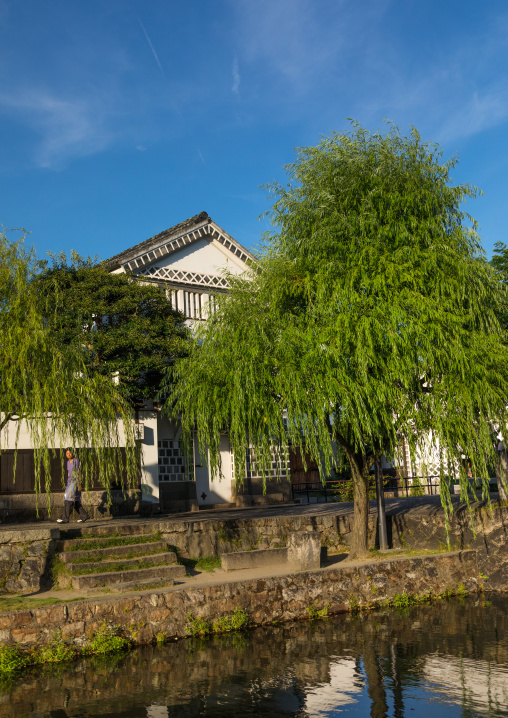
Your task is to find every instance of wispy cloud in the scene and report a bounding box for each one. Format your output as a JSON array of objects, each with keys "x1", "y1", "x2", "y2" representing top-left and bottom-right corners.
[
  {"x1": 138, "y1": 19, "x2": 165, "y2": 76},
  {"x1": 436, "y1": 88, "x2": 508, "y2": 144},
  {"x1": 232, "y1": 57, "x2": 240, "y2": 95},
  {"x1": 0, "y1": 89, "x2": 111, "y2": 169}
]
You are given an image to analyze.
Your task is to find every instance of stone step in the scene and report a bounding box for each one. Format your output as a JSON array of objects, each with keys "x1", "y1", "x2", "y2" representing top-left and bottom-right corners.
[
  {"x1": 59, "y1": 522, "x2": 160, "y2": 541},
  {"x1": 58, "y1": 533, "x2": 161, "y2": 552},
  {"x1": 68, "y1": 552, "x2": 178, "y2": 575},
  {"x1": 71, "y1": 563, "x2": 186, "y2": 591},
  {"x1": 59, "y1": 541, "x2": 169, "y2": 564}
]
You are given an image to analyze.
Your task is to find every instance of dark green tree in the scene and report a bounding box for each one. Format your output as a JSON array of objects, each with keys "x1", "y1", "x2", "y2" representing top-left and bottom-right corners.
[
  {"x1": 35, "y1": 253, "x2": 191, "y2": 407},
  {"x1": 0, "y1": 234, "x2": 139, "y2": 502},
  {"x1": 169, "y1": 123, "x2": 508, "y2": 558}
]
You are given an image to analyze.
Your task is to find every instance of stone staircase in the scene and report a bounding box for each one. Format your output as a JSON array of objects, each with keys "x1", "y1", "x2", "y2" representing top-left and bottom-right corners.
[{"x1": 56, "y1": 526, "x2": 185, "y2": 593}]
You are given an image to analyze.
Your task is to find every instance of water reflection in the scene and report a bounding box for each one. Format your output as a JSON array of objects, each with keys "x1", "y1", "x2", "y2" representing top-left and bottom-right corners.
[{"x1": 2, "y1": 595, "x2": 507, "y2": 717}]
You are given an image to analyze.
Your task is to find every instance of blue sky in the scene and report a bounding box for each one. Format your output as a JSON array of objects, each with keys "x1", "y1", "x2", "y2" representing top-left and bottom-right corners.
[{"x1": 1, "y1": 0, "x2": 507, "y2": 260}]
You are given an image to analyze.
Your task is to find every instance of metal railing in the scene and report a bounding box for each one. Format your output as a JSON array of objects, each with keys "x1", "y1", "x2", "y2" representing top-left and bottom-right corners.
[{"x1": 291, "y1": 475, "x2": 441, "y2": 503}]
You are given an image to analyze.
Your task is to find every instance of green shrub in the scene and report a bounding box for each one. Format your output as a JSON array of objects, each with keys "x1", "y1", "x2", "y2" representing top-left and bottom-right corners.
[
  {"x1": 306, "y1": 600, "x2": 329, "y2": 620},
  {"x1": 84, "y1": 623, "x2": 130, "y2": 655},
  {"x1": 185, "y1": 614, "x2": 211, "y2": 637},
  {"x1": 0, "y1": 645, "x2": 29, "y2": 675},
  {"x1": 34, "y1": 631, "x2": 75, "y2": 664},
  {"x1": 186, "y1": 608, "x2": 252, "y2": 637}
]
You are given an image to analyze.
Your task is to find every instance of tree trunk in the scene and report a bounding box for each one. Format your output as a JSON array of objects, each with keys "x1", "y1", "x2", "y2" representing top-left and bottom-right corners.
[
  {"x1": 496, "y1": 449, "x2": 508, "y2": 501},
  {"x1": 363, "y1": 644, "x2": 389, "y2": 718},
  {"x1": 348, "y1": 456, "x2": 371, "y2": 559}
]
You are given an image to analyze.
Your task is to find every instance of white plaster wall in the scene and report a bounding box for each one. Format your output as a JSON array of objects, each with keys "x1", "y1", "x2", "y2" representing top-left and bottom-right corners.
[
  {"x1": 194, "y1": 435, "x2": 233, "y2": 506},
  {"x1": 0, "y1": 414, "x2": 131, "y2": 450},
  {"x1": 138, "y1": 409, "x2": 159, "y2": 503},
  {"x1": 156, "y1": 238, "x2": 246, "y2": 275}
]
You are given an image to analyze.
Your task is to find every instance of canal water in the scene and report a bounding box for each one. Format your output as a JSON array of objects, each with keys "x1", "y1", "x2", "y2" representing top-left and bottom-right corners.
[{"x1": 2, "y1": 595, "x2": 507, "y2": 717}]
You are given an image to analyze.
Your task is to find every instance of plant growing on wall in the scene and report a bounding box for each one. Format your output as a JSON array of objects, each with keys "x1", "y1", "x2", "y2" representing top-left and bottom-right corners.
[{"x1": 169, "y1": 122, "x2": 508, "y2": 558}]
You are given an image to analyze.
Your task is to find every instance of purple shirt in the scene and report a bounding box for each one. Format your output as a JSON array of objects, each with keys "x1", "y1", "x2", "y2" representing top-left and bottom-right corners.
[{"x1": 64, "y1": 458, "x2": 81, "y2": 501}]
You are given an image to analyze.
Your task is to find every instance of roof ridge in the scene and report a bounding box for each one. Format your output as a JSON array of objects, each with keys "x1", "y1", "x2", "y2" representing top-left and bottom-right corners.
[{"x1": 105, "y1": 211, "x2": 210, "y2": 269}]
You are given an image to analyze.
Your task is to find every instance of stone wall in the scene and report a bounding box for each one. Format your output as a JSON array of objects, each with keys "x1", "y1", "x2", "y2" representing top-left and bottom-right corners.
[
  {"x1": 232, "y1": 476, "x2": 292, "y2": 507},
  {"x1": 1, "y1": 592, "x2": 505, "y2": 717},
  {"x1": 0, "y1": 527, "x2": 58, "y2": 593},
  {"x1": 155, "y1": 501, "x2": 508, "y2": 591},
  {"x1": 0, "y1": 550, "x2": 478, "y2": 646},
  {"x1": 0, "y1": 489, "x2": 145, "y2": 524}
]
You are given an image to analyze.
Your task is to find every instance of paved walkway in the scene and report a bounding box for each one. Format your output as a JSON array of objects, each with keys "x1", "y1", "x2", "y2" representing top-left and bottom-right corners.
[{"x1": 0, "y1": 493, "x2": 475, "y2": 534}]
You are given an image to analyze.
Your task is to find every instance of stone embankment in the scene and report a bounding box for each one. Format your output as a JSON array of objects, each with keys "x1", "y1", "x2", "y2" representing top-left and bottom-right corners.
[
  {"x1": 0, "y1": 550, "x2": 478, "y2": 647},
  {"x1": 153, "y1": 499, "x2": 508, "y2": 592},
  {"x1": 0, "y1": 497, "x2": 506, "y2": 592},
  {"x1": 2, "y1": 594, "x2": 505, "y2": 718}
]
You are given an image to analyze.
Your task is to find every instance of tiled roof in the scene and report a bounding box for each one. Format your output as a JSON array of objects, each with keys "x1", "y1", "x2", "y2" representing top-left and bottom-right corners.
[{"x1": 105, "y1": 212, "x2": 210, "y2": 270}]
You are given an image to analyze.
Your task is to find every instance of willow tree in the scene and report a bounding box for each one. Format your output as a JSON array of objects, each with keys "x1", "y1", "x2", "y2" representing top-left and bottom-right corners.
[
  {"x1": 490, "y1": 241, "x2": 508, "y2": 500},
  {"x1": 169, "y1": 123, "x2": 508, "y2": 558},
  {"x1": 0, "y1": 232, "x2": 139, "y2": 506}
]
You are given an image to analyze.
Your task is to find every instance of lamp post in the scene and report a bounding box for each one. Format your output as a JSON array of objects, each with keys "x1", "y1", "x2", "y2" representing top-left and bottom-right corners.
[{"x1": 375, "y1": 459, "x2": 389, "y2": 550}]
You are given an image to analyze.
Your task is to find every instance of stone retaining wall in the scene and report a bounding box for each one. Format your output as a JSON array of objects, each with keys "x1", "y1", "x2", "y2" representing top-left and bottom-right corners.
[
  {"x1": 1, "y1": 592, "x2": 505, "y2": 718},
  {"x1": 0, "y1": 550, "x2": 478, "y2": 646},
  {"x1": 156, "y1": 502, "x2": 508, "y2": 591},
  {"x1": 0, "y1": 527, "x2": 57, "y2": 593}
]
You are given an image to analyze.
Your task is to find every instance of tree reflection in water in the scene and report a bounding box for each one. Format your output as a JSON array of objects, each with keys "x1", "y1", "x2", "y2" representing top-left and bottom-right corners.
[{"x1": 2, "y1": 595, "x2": 507, "y2": 717}]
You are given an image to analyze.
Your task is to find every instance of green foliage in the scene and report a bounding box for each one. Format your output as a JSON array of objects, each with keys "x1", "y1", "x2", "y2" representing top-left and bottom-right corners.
[
  {"x1": 185, "y1": 614, "x2": 212, "y2": 637},
  {"x1": 185, "y1": 608, "x2": 252, "y2": 637},
  {"x1": 34, "y1": 251, "x2": 191, "y2": 406},
  {"x1": 34, "y1": 631, "x2": 75, "y2": 663},
  {"x1": 156, "y1": 631, "x2": 167, "y2": 646},
  {"x1": 306, "y1": 600, "x2": 329, "y2": 620},
  {"x1": 0, "y1": 645, "x2": 29, "y2": 674},
  {"x1": 179, "y1": 555, "x2": 222, "y2": 573},
  {"x1": 195, "y1": 556, "x2": 222, "y2": 572},
  {"x1": 169, "y1": 122, "x2": 508, "y2": 557},
  {"x1": 83, "y1": 623, "x2": 130, "y2": 654},
  {"x1": 490, "y1": 242, "x2": 508, "y2": 331},
  {"x1": 0, "y1": 232, "x2": 139, "y2": 502}
]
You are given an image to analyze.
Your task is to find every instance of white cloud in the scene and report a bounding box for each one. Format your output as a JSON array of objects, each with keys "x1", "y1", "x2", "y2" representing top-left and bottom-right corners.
[
  {"x1": 0, "y1": 89, "x2": 112, "y2": 169},
  {"x1": 437, "y1": 87, "x2": 508, "y2": 144}
]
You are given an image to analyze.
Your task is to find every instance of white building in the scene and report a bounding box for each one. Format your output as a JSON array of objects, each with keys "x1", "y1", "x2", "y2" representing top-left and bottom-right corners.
[{"x1": 105, "y1": 212, "x2": 290, "y2": 513}]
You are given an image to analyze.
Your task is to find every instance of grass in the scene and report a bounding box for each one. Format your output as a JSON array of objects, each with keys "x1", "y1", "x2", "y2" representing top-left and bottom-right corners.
[
  {"x1": 64, "y1": 532, "x2": 161, "y2": 551},
  {"x1": 0, "y1": 596, "x2": 69, "y2": 612},
  {"x1": 70, "y1": 545, "x2": 168, "y2": 564},
  {"x1": 365, "y1": 546, "x2": 451, "y2": 560},
  {"x1": 179, "y1": 555, "x2": 222, "y2": 573},
  {"x1": 71, "y1": 558, "x2": 173, "y2": 576}
]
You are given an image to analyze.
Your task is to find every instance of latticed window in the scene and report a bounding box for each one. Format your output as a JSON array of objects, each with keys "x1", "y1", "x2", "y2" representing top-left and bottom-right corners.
[
  {"x1": 157, "y1": 440, "x2": 194, "y2": 482},
  {"x1": 245, "y1": 447, "x2": 289, "y2": 480}
]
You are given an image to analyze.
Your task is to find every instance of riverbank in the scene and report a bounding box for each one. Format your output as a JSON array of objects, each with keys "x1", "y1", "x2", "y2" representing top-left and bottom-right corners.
[
  {"x1": 1, "y1": 594, "x2": 506, "y2": 718},
  {"x1": 0, "y1": 549, "x2": 480, "y2": 648}
]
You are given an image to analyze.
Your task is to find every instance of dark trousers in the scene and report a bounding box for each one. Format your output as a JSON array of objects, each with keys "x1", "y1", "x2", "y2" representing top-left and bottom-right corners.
[{"x1": 62, "y1": 500, "x2": 89, "y2": 522}]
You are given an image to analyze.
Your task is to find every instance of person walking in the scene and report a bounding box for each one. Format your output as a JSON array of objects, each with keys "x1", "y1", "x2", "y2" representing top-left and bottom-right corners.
[{"x1": 57, "y1": 449, "x2": 89, "y2": 524}]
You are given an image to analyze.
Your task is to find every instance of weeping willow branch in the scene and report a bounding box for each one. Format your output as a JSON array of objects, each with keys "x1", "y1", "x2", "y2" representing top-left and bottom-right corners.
[{"x1": 0, "y1": 232, "x2": 140, "y2": 508}]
